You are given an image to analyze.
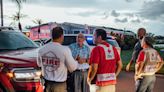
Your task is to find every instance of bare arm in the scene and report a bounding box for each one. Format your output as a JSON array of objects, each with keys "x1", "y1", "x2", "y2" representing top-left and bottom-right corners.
[
  {"x1": 90, "y1": 64, "x2": 98, "y2": 81},
  {"x1": 156, "y1": 53, "x2": 164, "y2": 72},
  {"x1": 156, "y1": 62, "x2": 163, "y2": 72},
  {"x1": 135, "y1": 62, "x2": 144, "y2": 75},
  {"x1": 116, "y1": 60, "x2": 123, "y2": 77},
  {"x1": 135, "y1": 63, "x2": 139, "y2": 75},
  {"x1": 126, "y1": 47, "x2": 141, "y2": 71},
  {"x1": 126, "y1": 59, "x2": 133, "y2": 71},
  {"x1": 87, "y1": 63, "x2": 98, "y2": 84},
  {"x1": 87, "y1": 65, "x2": 92, "y2": 84},
  {"x1": 135, "y1": 63, "x2": 139, "y2": 81},
  {"x1": 135, "y1": 62, "x2": 144, "y2": 80}
]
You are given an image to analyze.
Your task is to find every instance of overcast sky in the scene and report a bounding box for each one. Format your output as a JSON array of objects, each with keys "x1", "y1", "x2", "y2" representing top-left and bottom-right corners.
[{"x1": 3, "y1": 0, "x2": 164, "y2": 35}]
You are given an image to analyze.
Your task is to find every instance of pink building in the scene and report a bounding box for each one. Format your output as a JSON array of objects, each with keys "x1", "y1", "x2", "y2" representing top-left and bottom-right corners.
[{"x1": 29, "y1": 22, "x2": 57, "y2": 40}]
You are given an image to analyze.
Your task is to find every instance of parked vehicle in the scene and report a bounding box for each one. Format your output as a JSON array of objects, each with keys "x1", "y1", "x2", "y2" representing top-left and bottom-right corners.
[
  {"x1": 45, "y1": 34, "x2": 121, "y2": 54},
  {"x1": 153, "y1": 44, "x2": 164, "y2": 48},
  {"x1": 0, "y1": 27, "x2": 43, "y2": 92},
  {"x1": 34, "y1": 38, "x2": 47, "y2": 46}
]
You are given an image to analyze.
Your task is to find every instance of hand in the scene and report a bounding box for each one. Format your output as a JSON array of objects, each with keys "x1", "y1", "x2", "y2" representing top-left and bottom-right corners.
[
  {"x1": 75, "y1": 55, "x2": 80, "y2": 61},
  {"x1": 126, "y1": 63, "x2": 131, "y2": 72},
  {"x1": 87, "y1": 78, "x2": 91, "y2": 85},
  {"x1": 78, "y1": 58, "x2": 86, "y2": 64},
  {"x1": 75, "y1": 55, "x2": 82, "y2": 64},
  {"x1": 134, "y1": 74, "x2": 142, "y2": 81}
]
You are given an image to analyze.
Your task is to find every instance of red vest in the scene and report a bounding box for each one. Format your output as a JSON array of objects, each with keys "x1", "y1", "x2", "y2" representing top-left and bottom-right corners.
[{"x1": 90, "y1": 42, "x2": 120, "y2": 86}]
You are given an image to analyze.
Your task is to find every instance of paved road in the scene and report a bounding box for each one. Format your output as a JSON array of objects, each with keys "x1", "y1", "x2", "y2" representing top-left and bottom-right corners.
[
  {"x1": 116, "y1": 71, "x2": 164, "y2": 92},
  {"x1": 90, "y1": 71, "x2": 164, "y2": 92}
]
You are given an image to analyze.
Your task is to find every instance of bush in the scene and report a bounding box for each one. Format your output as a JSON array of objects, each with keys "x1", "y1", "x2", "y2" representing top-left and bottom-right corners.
[{"x1": 116, "y1": 35, "x2": 137, "y2": 50}]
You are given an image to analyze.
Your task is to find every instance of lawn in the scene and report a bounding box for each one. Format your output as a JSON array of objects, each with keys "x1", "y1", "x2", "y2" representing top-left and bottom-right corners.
[{"x1": 121, "y1": 48, "x2": 164, "y2": 74}]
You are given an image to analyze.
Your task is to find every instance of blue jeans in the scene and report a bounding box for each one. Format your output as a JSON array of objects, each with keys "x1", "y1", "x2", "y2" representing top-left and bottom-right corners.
[{"x1": 135, "y1": 75, "x2": 156, "y2": 92}]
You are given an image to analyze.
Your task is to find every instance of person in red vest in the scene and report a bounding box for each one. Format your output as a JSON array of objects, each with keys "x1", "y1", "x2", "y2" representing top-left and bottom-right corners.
[
  {"x1": 135, "y1": 36, "x2": 163, "y2": 92},
  {"x1": 87, "y1": 29, "x2": 122, "y2": 92},
  {"x1": 126, "y1": 28, "x2": 146, "y2": 71}
]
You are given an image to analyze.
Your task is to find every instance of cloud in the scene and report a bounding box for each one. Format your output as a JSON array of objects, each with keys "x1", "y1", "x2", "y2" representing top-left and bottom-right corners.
[
  {"x1": 111, "y1": 10, "x2": 120, "y2": 17},
  {"x1": 100, "y1": 10, "x2": 110, "y2": 19},
  {"x1": 115, "y1": 18, "x2": 128, "y2": 23},
  {"x1": 67, "y1": 10, "x2": 102, "y2": 17},
  {"x1": 25, "y1": 0, "x2": 140, "y2": 10},
  {"x1": 125, "y1": 0, "x2": 134, "y2": 3},
  {"x1": 124, "y1": 13, "x2": 135, "y2": 17},
  {"x1": 131, "y1": 18, "x2": 141, "y2": 23},
  {"x1": 139, "y1": 0, "x2": 164, "y2": 22},
  {"x1": 27, "y1": 0, "x2": 97, "y2": 8}
]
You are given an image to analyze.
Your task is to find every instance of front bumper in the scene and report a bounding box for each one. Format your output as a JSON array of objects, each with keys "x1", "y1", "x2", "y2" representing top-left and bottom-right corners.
[{"x1": 12, "y1": 82, "x2": 43, "y2": 92}]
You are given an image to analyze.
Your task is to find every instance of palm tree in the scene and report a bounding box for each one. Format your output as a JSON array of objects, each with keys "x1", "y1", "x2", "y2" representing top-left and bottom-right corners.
[
  {"x1": 11, "y1": 0, "x2": 26, "y2": 31},
  {"x1": 32, "y1": 19, "x2": 43, "y2": 39},
  {"x1": 9, "y1": 12, "x2": 27, "y2": 28},
  {"x1": 0, "y1": 0, "x2": 26, "y2": 26}
]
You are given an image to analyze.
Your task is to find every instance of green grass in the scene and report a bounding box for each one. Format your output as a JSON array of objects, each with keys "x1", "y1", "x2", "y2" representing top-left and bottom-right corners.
[
  {"x1": 155, "y1": 47, "x2": 164, "y2": 74},
  {"x1": 155, "y1": 47, "x2": 164, "y2": 59},
  {"x1": 121, "y1": 49, "x2": 133, "y2": 65},
  {"x1": 121, "y1": 48, "x2": 164, "y2": 74}
]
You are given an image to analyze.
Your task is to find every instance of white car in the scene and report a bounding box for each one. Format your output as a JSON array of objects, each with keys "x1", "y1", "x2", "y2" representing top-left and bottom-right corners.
[
  {"x1": 63, "y1": 34, "x2": 121, "y2": 55},
  {"x1": 45, "y1": 34, "x2": 121, "y2": 54}
]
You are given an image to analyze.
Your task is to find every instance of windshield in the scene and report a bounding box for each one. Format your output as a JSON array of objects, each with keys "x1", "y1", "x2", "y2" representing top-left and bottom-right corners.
[
  {"x1": 61, "y1": 35, "x2": 119, "y2": 48},
  {"x1": 62, "y1": 36, "x2": 76, "y2": 45},
  {"x1": 86, "y1": 36, "x2": 119, "y2": 47},
  {"x1": 0, "y1": 31, "x2": 38, "y2": 51},
  {"x1": 85, "y1": 36, "x2": 95, "y2": 46},
  {"x1": 63, "y1": 35, "x2": 95, "y2": 46},
  {"x1": 106, "y1": 39, "x2": 119, "y2": 47}
]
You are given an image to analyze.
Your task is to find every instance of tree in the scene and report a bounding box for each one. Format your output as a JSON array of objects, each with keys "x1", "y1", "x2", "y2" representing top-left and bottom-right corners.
[
  {"x1": 0, "y1": 0, "x2": 26, "y2": 27},
  {"x1": 9, "y1": 12, "x2": 27, "y2": 28},
  {"x1": 147, "y1": 32, "x2": 155, "y2": 37},
  {"x1": 11, "y1": 0, "x2": 26, "y2": 31},
  {"x1": 32, "y1": 19, "x2": 43, "y2": 39}
]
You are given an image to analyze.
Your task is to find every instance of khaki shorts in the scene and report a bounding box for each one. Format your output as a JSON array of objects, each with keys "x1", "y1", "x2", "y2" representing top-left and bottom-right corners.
[{"x1": 96, "y1": 85, "x2": 115, "y2": 92}]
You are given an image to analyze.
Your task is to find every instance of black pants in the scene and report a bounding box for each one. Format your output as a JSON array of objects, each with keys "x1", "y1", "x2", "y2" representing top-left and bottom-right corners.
[{"x1": 67, "y1": 72, "x2": 75, "y2": 92}]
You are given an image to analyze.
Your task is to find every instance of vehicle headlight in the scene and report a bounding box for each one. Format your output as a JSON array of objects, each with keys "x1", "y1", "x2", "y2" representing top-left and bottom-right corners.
[
  {"x1": 11, "y1": 68, "x2": 42, "y2": 82},
  {"x1": 14, "y1": 71, "x2": 41, "y2": 79}
]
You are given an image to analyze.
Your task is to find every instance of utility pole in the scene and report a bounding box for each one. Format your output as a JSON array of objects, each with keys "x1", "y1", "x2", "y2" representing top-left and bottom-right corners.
[{"x1": 0, "y1": 0, "x2": 3, "y2": 26}]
